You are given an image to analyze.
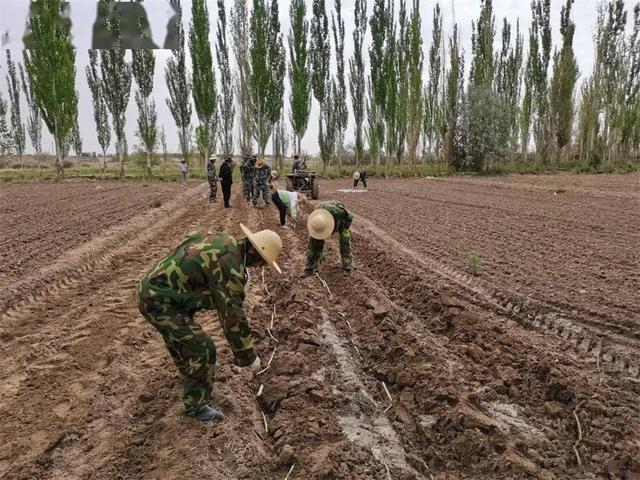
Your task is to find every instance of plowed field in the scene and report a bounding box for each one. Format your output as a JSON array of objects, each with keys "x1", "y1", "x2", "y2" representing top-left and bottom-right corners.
[{"x1": 0, "y1": 174, "x2": 638, "y2": 480}]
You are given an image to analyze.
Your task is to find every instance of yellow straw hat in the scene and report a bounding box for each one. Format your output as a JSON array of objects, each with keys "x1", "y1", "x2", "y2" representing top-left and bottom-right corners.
[
  {"x1": 352, "y1": 171, "x2": 360, "y2": 180},
  {"x1": 307, "y1": 208, "x2": 335, "y2": 240},
  {"x1": 240, "y1": 224, "x2": 282, "y2": 274}
]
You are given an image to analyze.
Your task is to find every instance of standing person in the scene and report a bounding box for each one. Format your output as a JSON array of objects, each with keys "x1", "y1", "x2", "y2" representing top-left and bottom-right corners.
[
  {"x1": 219, "y1": 157, "x2": 234, "y2": 208},
  {"x1": 136, "y1": 224, "x2": 283, "y2": 421},
  {"x1": 271, "y1": 190, "x2": 304, "y2": 229},
  {"x1": 253, "y1": 159, "x2": 271, "y2": 207},
  {"x1": 300, "y1": 201, "x2": 353, "y2": 278},
  {"x1": 353, "y1": 170, "x2": 368, "y2": 189},
  {"x1": 206, "y1": 157, "x2": 218, "y2": 203},
  {"x1": 179, "y1": 159, "x2": 189, "y2": 183},
  {"x1": 239, "y1": 156, "x2": 255, "y2": 203}
]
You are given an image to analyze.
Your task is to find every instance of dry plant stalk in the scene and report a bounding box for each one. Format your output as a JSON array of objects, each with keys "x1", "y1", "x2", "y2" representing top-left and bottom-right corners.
[
  {"x1": 315, "y1": 273, "x2": 334, "y2": 299},
  {"x1": 256, "y1": 384, "x2": 264, "y2": 397},
  {"x1": 262, "y1": 411, "x2": 268, "y2": 433},
  {"x1": 270, "y1": 304, "x2": 276, "y2": 329},
  {"x1": 261, "y1": 268, "x2": 270, "y2": 296},
  {"x1": 267, "y1": 329, "x2": 279, "y2": 343},
  {"x1": 284, "y1": 463, "x2": 295, "y2": 480},
  {"x1": 573, "y1": 400, "x2": 586, "y2": 469},
  {"x1": 382, "y1": 381, "x2": 393, "y2": 412},
  {"x1": 383, "y1": 461, "x2": 391, "y2": 479}
]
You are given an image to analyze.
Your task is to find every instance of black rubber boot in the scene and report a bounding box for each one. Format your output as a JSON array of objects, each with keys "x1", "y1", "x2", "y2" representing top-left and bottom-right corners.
[
  {"x1": 195, "y1": 405, "x2": 224, "y2": 422},
  {"x1": 300, "y1": 270, "x2": 314, "y2": 279}
]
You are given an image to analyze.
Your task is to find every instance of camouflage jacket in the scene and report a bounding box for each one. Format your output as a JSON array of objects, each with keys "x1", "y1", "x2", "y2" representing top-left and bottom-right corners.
[
  {"x1": 138, "y1": 233, "x2": 255, "y2": 365},
  {"x1": 254, "y1": 165, "x2": 271, "y2": 184},
  {"x1": 206, "y1": 161, "x2": 217, "y2": 180},
  {"x1": 316, "y1": 201, "x2": 353, "y2": 232},
  {"x1": 240, "y1": 161, "x2": 255, "y2": 181}
]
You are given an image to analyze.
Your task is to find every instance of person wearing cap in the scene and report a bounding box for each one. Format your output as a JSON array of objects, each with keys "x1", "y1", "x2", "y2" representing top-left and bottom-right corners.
[
  {"x1": 136, "y1": 224, "x2": 283, "y2": 421},
  {"x1": 179, "y1": 159, "x2": 189, "y2": 183},
  {"x1": 240, "y1": 155, "x2": 256, "y2": 203},
  {"x1": 300, "y1": 201, "x2": 354, "y2": 278},
  {"x1": 271, "y1": 190, "x2": 304, "y2": 229},
  {"x1": 352, "y1": 170, "x2": 368, "y2": 189},
  {"x1": 206, "y1": 157, "x2": 218, "y2": 204},
  {"x1": 292, "y1": 154, "x2": 305, "y2": 173},
  {"x1": 253, "y1": 158, "x2": 272, "y2": 207},
  {"x1": 219, "y1": 157, "x2": 234, "y2": 208}
]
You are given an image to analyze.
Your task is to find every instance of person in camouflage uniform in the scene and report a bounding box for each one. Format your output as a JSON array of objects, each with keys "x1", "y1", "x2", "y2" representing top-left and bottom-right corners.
[
  {"x1": 239, "y1": 156, "x2": 255, "y2": 203},
  {"x1": 137, "y1": 225, "x2": 283, "y2": 421},
  {"x1": 301, "y1": 201, "x2": 354, "y2": 278},
  {"x1": 206, "y1": 157, "x2": 218, "y2": 204},
  {"x1": 253, "y1": 159, "x2": 272, "y2": 207}
]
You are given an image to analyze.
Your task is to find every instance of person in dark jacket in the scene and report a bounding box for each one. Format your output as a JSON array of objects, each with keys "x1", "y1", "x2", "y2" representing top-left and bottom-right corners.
[{"x1": 219, "y1": 158, "x2": 234, "y2": 208}]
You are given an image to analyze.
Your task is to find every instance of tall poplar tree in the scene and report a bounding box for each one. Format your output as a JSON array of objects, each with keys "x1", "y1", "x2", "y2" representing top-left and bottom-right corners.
[
  {"x1": 532, "y1": 0, "x2": 552, "y2": 162},
  {"x1": 86, "y1": 50, "x2": 111, "y2": 172},
  {"x1": 424, "y1": 3, "x2": 442, "y2": 159},
  {"x1": 190, "y1": 0, "x2": 216, "y2": 166},
  {"x1": 550, "y1": 0, "x2": 579, "y2": 162},
  {"x1": 132, "y1": 43, "x2": 157, "y2": 176},
  {"x1": 289, "y1": 0, "x2": 312, "y2": 154},
  {"x1": 217, "y1": 0, "x2": 235, "y2": 157},
  {"x1": 349, "y1": 0, "x2": 367, "y2": 165},
  {"x1": 100, "y1": 2, "x2": 132, "y2": 177},
  {"x1": 232, "y1": 0, "x2": 253, "y2": 154},
  {"x1": 332, "y1": 0, "x2": 348, "y2": 173},
  {"x1": 5, "y1": 51, "x2": 26, "y2": 165},
  {"x1": 443, "y1": 25, "x2": 464, "y2": 168},
  {"x1": 405, "y1": 0, "x2": 424, "y2": 164},
  {"x1": 19, "y1": 61, "x2": 42, "y2": 160},
  {"x1": 166, "y1": 2, "x2": 192, "y2": 164},
  {"x1": 311, "y1": 0, "x2": 332, "y2": 169},
  {"x1": 267, "y1": 0, "x2": 286, "y2": 154},
  {"x1": 24, "y1": 0, "x2": 78, "y2": 176},
  {"x1": 369, "y1": 0, "x2": 387, "y2": 165}
]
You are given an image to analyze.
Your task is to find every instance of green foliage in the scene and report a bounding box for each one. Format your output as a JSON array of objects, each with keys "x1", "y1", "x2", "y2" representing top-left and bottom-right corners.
[
  {"x1": 132, "y1": 41, "x2": 157, "y2": 177},
  {"x1": 190, "y1": 0, "x2": 216, "y2": 164},
  {"x1": 349, "y1": 0, "x2": 367, "y2": 165},
  {"x1": 466, "y1": 86, "x2": 510, "y2": 171},
  {"x1": 332, "y1": 0, "x2": 349, "y2": 172},
  {"x1": 368, "y1": 0, "x2": 387, "y2": 165},
  {"x1": 456, "y1": 241, "x2": 481, "y2": 276},
  {"x1": 289, "y1": 0, "x2": 312, "y2": 154},
  {"x1": 100, "y1": 2, "x2": 132, "y2": 177},
  {"x1": 18, "y1": 59, "x2": 42, "y2": 159},
  {"x1": 405, "y1": 0, "x2": 423, "y2": 165},
  {"x1": 470, "y1": 0, "x2": 495, "y2": 90},
  {"x1": 166, "y1": 4, "x2": 192, "y2": 164},
  {"x1": 231, "y1": 0, "x2": 253, "y2": 155},
  {"x1": 424, "y1": 4, "x2": 442, "y2": 159},
  {"x1": 85, "y1": 50, "x2": 111, "y2": 165},
  {"x1": 23, "y1": 0, "x2": 78, "y2": 176},
  {"x1": 5, "y1": 51, "x2": 26, "y2": 159},
  {"x1": 216, "y1": 0, "x2": 235, "y2": 157}
]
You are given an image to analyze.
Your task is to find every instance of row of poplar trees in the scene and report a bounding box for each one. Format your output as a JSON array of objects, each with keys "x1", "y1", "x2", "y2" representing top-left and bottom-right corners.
[{"x1": 0, "y1": 0, "x2": 638, "y2": 176}]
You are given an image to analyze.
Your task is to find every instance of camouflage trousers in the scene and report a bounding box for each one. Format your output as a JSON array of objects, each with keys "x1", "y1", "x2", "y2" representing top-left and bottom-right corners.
[
  {"x1": 138, "y1": 301, "x2": 216, "y2": 417},
  {"x1": 242, "y1": 179, "x2": 254, "y2": 202},
  {"x1": 305, "y1": 227, "x2": 352, "y2": 272},
  {"x1": 208, "y1": 178, "x2": 218, "y2": 203},
  {"x1": 253, "y1": 181, "x2": 270, "y2": 206}
]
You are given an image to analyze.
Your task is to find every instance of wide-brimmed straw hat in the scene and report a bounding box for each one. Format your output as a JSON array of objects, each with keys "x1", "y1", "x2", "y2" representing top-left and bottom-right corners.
[
  {"x1": 307, "y1": 208, "x2": 335, "y2": 240},
  {"x1": 271, "y1": 170, "x2": 278, "y2": 179},
  {"x1": 240, "y1": 224, "x2": 282, "y2": 274},
  {"x1": 352, "y1": 171, "x2": 361, "y2": 180}
]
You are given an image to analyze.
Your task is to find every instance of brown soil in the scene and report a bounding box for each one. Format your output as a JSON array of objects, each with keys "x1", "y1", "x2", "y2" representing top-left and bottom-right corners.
[
  {"x1": 0, "y1": 174, "x2": 638, "y2": 480},
  {"x1": 0, "y1": 180, "x2": 189, "y2": 288}
]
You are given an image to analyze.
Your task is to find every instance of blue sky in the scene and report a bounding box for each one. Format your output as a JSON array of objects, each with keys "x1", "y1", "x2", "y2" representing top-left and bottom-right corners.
[{"x1": 0, "y1": 0, "x2": 637, "y2": 156}]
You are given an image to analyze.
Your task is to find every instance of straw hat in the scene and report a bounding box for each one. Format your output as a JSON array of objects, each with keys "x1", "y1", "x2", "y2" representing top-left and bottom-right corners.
[
  {"x1": 240, "y1": 224, "x2": 282, "y2": 274},
  {"x1": 271, "y1": 170, "x2": 278, "y2": 180},
  {"x1": 307, "y1": 208, "x2": 335, "y2": 240},
  {"x1": 352, "y1": 171, "x2": 361, "y2": 180}
]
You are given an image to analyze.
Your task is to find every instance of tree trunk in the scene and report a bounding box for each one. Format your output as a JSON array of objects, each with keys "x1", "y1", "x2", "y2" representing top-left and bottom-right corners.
[
  {"x1": 118, "y1": 139, "x2": 125, "y2": 177},
  {"x1": 55, "y1": 138, "x2": 64, "y2": 178},
  {"x1": 102, "y1": 147, "x2": 107, "y2": 177}
]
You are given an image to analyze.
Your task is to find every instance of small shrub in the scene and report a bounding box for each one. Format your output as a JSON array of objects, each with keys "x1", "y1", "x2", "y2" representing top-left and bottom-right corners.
[
  {"x1": 456, "y1": 241, "x2": 481, "y2": 276},
  {"x1": 62, "y1": 159, "x2": 74, "y2": 169},
  {"x1": 151, "y1": 197, "x2": 163, "y2": 208}
]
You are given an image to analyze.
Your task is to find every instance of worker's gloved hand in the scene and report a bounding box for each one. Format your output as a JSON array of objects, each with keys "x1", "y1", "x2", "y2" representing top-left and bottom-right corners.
[{"x1": 246, "y1": 355, "x2": 261, "y2": 373}]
